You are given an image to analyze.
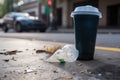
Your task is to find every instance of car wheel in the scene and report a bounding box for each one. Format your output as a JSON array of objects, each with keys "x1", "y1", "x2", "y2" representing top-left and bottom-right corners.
[
  {"x1": 39, "y1": 29, "x2": 46, "y2": 32},
  {"x1": 15, "y1": 23, "x2": 22, "y2": 32},
  {"x1": 25, "y1": 30, "x2": 30, "y2": 32},
  {"x1": 3, "y1": 24, "x2": 8, "y2": 32}
]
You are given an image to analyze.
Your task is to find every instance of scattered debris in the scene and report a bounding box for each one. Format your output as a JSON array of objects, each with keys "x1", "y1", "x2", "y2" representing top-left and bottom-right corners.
[
  {"x1": 58, "y1": 59, "x2": 66, "y2": 63},
  {"x1": 98, "y1": 73, "x2": 102, "y2": 76},
  {"x1": 35, "y1": 45, "x2": 63, "y2": 54},
  {"x1": 0, "y1": 52, "x2": 4, "y2": 54},
  {"x1": 36, "y1": 50, "x2": 51, "y2": 54},
  {"x1": 11, "y1": 57, "x2": 17, "y2": 61},
  {"x1": 63, "y1": 77, "x2": 73, "y2": 80},
  {"x1": 26, "y1": 49, "x2": 29, "y2": 51},
  {"x1": 72, "y1": 72, "x2": 77, "y2": 75},
  {"x1": 4, "y1": 75, "x2": 7, "y2": 78},
  {"x1": 80, "y1": 70, "x2": 85, "y2": 73},
  {"x1": 17, "y1": 51, "x2": 23, "y2": 53},
  {"x1": 105, "y1": 72, "x2": 112, "y2": 76},
  {"x1": 88, "y1": 71, "x2": 92, "y2": 74},
  {"x1": 34, "y1": 72, "x2": 37, "y2": 75},
  {"x1": 80, "y1": 69, "x2": 88, "y2": 74},
  {"x1": 55, "y1": 77, "x2": 73, "y2": 80},
  {"x1": 24, "y1": 69, "x2": 36, "y2": 74},
  {"x1": 77, "y1": 63, "x2": 83, "y2": 66},
  {"x1": 5, "y1": 50, "x2": 17, "y2": 55},
  {"x1": 2, "y1": 49, "x2": 6, "y2": 51},
  {"x1": 13, "y1": 70, "x2": 16, "y2": 72},
  {"x1": 107, "y1": 58, "x2": 112, "y2": 60},
  {"x1": 0, "y1": 50, "x2": 22, "y2": 55},
  {"x1": 33, "y1": 49, "x2": 36, "y2": 51},
  {"x1": 3, "y1": 59, "x2": 9, "y2": 62},
  {"x1": 44, "y1": 45, "x2": 62, "y2": 54},
  {"x1": 53, "y1": 70, "x2": 58, "y2": 73},
  {"x1": 40, "y1": 58, "x2": 44, "y2": 60},
  {"x1": 88, "y1": 77, "x2": 101, "y2": 80}
]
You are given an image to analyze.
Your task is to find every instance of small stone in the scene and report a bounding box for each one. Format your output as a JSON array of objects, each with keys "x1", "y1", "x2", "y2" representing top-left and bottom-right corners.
[
  {"x1": 0, "y1": 52, "x2": 5, "y2": 54},
  {"x1": 107, "y1": 58, "x2": 112, "y2": 60},
  {"x1": 44, "y1": 45, "x2": 46, "y2": 48},
  {"x1": 26, "y1": 49, "x2": 29, "y2": 51},
  {"x1": 53, "y1": 70, "x2": 58, "y2": 73},
  {"x1": 80, "y1": 70, "x2": 85, "y2": 73},
  {"x1": 4, "y1": 75, "x2": 7, "y2": 78},
  {"x1": 88, "y1": 77, "x2": 100, "y2": 80},
  {"x1": 55, "y1": 77, "x2": 73, "y2": 80},
  {"x1": 36, "y1": 50, "x2": 49, "y2": 53},
  {"x1": 17, "y1": 51, "x2": 23, "y2": 53},
  {"x1": 80, "y1": 69, "x2": 88, "y2": 74},
  {"x1": 9, "y1": 71, "x2": 12, "y2": 73},
  {"x1": 77, "y1": 63, "x2": 83, "y2": 66},
  {"x1": 34, "y1": 72, "x2": 37, "y2": 75},
  {"x1": 63, "y1": 77, "x2": 73, "y2": 80},
  {"x1": 13, "y1": 70, "x2": 16, "y2": 72},
  {"x1": 98, "y1": 73, "x2": 102, "y2": 76},
  {"x1": 3, "y1": 59, "x2": 9, "y2": 62},
  {"x1": 3, "y1": 49, "x2": 6, "y2": 51},
  {"x1": 88, "y1": 71, "x2": 92, "y2": 74},
  {"x1": 106, "y1": 72, "x2": 112, "y2": 76},
  {"x1": 11, "y1": 57, "x2": 16, "y2": 61},
  {"x1": 40, "y1": 58, "x2": 44, "y2": 60}
]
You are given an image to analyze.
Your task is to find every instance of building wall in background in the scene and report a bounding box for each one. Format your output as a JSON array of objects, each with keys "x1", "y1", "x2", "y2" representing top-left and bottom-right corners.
[
  {"x1": 99, "y1": 0, "x2": 120, "y2": 28},
  {"x1": 59, "y1": 0, "x2": 120, "y2": 28},
  {"x1": 20, "y1": 1, "x2": 39, "y2": 17},
  {"x1": 20, "y1": 0, "x2": 120, "y2": 29}
]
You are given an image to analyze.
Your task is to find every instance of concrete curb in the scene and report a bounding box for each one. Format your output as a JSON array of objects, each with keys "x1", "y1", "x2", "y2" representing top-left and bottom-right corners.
[{"x1": 47, "y1": 29, "x2": 120, "y2": 34}]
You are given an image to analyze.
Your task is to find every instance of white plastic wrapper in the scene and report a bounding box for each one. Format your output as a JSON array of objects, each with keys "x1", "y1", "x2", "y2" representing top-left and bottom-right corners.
[{"x1": 46, "y1": 45, "x2": 79, "y2": 62}]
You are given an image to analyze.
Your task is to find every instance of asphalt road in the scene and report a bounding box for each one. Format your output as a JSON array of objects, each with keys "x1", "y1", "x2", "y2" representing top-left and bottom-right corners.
[{"x1": 0, "y1": 30, "x2": 120, "y2": 48}]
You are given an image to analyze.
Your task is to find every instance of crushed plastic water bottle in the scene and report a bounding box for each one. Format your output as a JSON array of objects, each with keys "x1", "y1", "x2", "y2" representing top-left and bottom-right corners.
[{"x1": 46, "y1": 45, "x2": 79, "y2": 62}]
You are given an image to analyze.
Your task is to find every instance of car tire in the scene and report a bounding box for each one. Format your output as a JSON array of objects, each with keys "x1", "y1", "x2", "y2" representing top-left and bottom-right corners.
[
  {"x1": 39, "y1": 29, "x2": 46, "y2": 32},
  {"x1": 15, "y1": 23, "x2": 22, "y2": 32},
  {"x1": 3, "y1": 24, "x2": 8, "y2": 32}
]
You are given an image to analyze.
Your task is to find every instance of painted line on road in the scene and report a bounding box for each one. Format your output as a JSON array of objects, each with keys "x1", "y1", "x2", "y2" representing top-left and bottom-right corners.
[{"x1": 96, "y1": 46, "x2": 120, "y2": 52}]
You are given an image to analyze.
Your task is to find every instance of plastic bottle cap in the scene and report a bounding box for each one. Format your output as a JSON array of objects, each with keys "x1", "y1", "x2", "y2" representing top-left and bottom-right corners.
[{"x1": 71, "y1": 5, "x2": 102, "y2": 18}]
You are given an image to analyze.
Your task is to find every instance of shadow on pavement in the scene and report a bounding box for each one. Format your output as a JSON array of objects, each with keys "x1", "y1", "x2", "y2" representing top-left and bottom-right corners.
[{"x1": 49, "y1": 50, "x2": 120, "y2": 80}]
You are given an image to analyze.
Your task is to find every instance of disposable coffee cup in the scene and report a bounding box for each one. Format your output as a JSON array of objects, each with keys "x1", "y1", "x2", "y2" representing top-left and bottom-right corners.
[{"x1": 71, "y1": 5, "x2": 102, "y2": 60}]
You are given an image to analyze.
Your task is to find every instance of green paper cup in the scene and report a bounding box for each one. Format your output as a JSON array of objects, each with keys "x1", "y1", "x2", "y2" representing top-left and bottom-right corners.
[{"x1": 71, "y1": 5, "x2": 102, "y2": 60}]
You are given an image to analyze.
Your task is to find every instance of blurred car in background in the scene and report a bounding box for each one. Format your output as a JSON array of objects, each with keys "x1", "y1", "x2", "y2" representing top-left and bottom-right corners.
[
  {"x1": 0, "y1": 18, "x2": 3, "y2": 27},
  {"x1": 2, "y1": 12, "x2": 48, "y2": 32}
]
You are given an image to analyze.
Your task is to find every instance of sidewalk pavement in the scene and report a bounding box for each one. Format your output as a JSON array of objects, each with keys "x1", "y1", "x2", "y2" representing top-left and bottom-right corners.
[
  {"x1": 0, "y1": 38, "x2": 120, "y2": 80},
  {"x1": 48, "y1": 28, "x2": 120, "y2": 34}
]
